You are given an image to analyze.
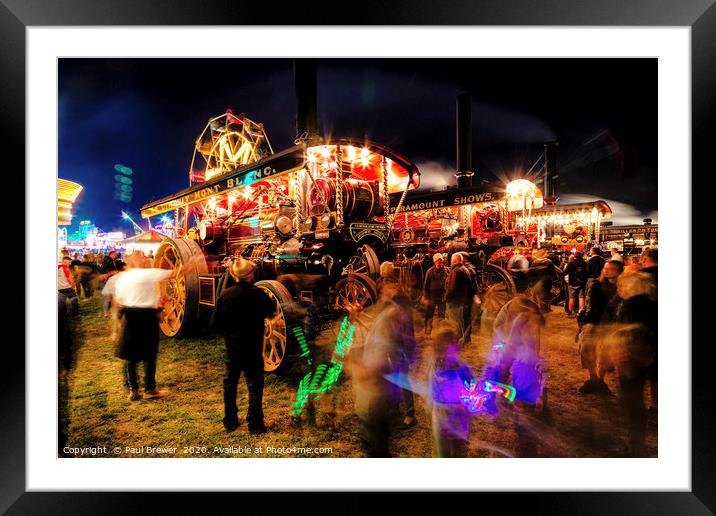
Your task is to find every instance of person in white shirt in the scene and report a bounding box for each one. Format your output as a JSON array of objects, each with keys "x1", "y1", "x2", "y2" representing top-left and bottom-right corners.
[
  {"x1": 610, "y1": 248, "x2": 624, "y2": 263},
  {"x1": 113, "y1": 252, "x2": 172, "y2": 401}
]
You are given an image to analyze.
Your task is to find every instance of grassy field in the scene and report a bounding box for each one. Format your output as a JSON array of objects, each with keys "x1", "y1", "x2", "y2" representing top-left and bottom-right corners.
[{"x1": 61, "y1": 297, "x2": 657, "y2": 458}]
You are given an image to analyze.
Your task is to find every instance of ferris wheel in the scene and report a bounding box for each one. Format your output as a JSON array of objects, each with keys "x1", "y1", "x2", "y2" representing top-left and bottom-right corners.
[{"x1": 189, "y1": 110, "x2": 273, "y2": 184}]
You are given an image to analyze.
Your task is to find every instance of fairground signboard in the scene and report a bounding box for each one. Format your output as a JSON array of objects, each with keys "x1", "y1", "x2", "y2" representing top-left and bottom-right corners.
[
  {"x1": 140, "y1": 146, "x2": 305, "y2": 217},
  {"x1": 388, "y1": 186, "x2": 506, "y2": 214}
]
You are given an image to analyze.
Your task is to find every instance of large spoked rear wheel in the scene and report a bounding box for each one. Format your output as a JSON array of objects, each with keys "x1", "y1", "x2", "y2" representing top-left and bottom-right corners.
[
  {"x1": 342, "y1": 244, "x2": 381, "y2": 279},
  {"x1": 333, "y1": 272, "x2": 378, "y2": 314},
  {"x1": 255, "y1": 280, "x2": 296, "y2": 373},
  {"x1": 480, "y1": 263, "x2": 517, "y2": 318},
  {"x1": 400, "y1": 260, "x2": 424, "y2": 304},
  {"x1": 154, "y1": 238, "x2": 207, "y2": 337},
  {"x1": 549, "y1": 264, "x2": 566, "y2": 304}
]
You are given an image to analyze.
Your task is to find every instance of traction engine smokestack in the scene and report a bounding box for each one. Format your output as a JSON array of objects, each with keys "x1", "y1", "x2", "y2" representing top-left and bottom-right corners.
[
  {"x1": 294, "y1": 59, "x2": 319, "y2": 143},
  {"x1": 543, "y1": 140, "x2": 559, "y2": 205},
  {"x1": 455, "y1": 93, "x2": 473, "y2": 189}
]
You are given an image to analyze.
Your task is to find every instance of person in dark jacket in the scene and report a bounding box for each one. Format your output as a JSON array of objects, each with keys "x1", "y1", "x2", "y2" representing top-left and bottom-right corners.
[
  {"x1": 639, "y1": 247, "x2": 658, "y2": 284},
  {"x1": 445, "y1": 253, "x2": 473, "y2": 345},
  {"x1": 422, "y1": 253, "x2": 448, "y2": 337},
  {"x1": 586, "y1": 246, "x2": 606, "y2": 292},
  {"x1": 101, "y1": 250, "x2": 124, "y2": 276},
  {"x1": 211, "y1": 257, "x2": 276, "y2": 433},
  {"x1": 577, "y1": 259, "x2": 623, "y2": 394},
  {"x1": 458, "y1": 252, "x2": 478, "y2": 345},
  {"x1": 563, "y1": 251, "x2": 588, "y2": 316}
]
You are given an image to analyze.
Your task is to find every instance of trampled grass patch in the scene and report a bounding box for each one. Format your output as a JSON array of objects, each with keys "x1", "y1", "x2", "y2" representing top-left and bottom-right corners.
[{"x1": 61, "y1": 297, "x2": 656, "y2": 458}]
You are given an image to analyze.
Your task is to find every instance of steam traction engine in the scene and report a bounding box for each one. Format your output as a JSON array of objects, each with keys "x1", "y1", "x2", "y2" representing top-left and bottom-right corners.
[
  {"x1": 141, "y1": 111, "x2": 420, "y2": 372},
  {"x1": 387, "y1": 180, "x2": 557, "y2": 315}
]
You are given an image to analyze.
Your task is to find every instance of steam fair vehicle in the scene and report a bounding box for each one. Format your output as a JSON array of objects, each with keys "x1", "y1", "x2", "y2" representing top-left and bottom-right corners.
[
  {"x1": 387, "y1": 129, "x2": 612, "y2": 313},
  {"x1": 140, "y1": 110, "x2": 420, "y2": 372}
]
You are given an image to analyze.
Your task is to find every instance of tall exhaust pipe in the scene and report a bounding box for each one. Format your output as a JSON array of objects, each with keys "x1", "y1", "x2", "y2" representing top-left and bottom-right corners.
[
  {"x1": 294, "y1": 59, "x2": 319, "y2": 143},
  {"x1": 543, "y1": 140, "x2": 559, "y2": 205},
  {"x1": 455, "y1": 93, "x2": 474, "y2": 189}
]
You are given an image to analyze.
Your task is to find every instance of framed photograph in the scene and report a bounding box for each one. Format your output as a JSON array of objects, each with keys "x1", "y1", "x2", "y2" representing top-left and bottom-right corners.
[{"x1": 10, "y1": 0, "x2": 713, "y2": 512}]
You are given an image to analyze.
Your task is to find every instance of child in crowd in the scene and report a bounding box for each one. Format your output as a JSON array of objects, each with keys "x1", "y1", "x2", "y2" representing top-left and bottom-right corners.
[{"x1": 429, "y1": 321, "x2": 474, "y2": 458}]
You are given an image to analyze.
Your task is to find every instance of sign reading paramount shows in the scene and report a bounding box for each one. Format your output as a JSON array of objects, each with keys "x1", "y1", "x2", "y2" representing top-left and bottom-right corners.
[
  {"x1": 349, "y1": 223, "x2": 390, "y2": 243},
  {"x1": 141, "y1": 147, "x2": 305, "y2": 217},
  {"x1": 388, "y1": 188, "x2": 505, "y2": 214}
]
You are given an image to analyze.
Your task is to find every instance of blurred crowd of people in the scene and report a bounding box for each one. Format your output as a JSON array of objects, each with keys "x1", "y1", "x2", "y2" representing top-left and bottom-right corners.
[
  {"x1": 58, "y1": 243, "x2": 657, "y2": 458},
  {"x1": 57, "y1": 248, "x2": 170, "y2": 408},
  {"x1": 344, "y1": 245, "x2": 657, "y2": 457}
]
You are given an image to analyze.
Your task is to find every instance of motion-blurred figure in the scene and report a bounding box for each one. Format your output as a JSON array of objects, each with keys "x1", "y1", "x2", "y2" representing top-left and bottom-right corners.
[
  {"x1": 507, "y1": 250, "x2": 530, "y2": 292},
  {"x1": 101, "y1": 261, "x2": 126, "y2": 315},
  {"x1": 485, "y1": 286, "x2": 546, "y2": 408},
  {"x1": 58, "y1": 291, "x2": 81, "y2": 455},
  {"x1": 113, "y1": 252, "x2": 172, "y2": 402},
  {"x1": 211, "y1": 257, "x2": 275, "y2": 433},
  {"x1": 445, "y1": 253, "x2": 473, "y2": 345},
  {"x1": 528, "y1": 249, "x2": 554, "y2": 313},
  {"x1": 576, "y1": 259, "x2": 624, "y2": 394},
  {"x1": 429, "y1": 321, "x2": 474, "y2": 457},
  {"x1": 350, "y1": 268, "x2": 415, "y2": 457},
  {"x1": 77, "y1": 253, "x2": 99, "y2": 299},
  {"x1": 378, "y1": 262, "x2": 417, "y2": 429},
  {"x1": 598, "y1": 271, "x2": 657, "y2": 456},
  {"x1": 422, "y1": 253, "x2": 448, "y2": 337},
  {"x1": 280, "y1": 273, "x2": 329, "y2": 427}
]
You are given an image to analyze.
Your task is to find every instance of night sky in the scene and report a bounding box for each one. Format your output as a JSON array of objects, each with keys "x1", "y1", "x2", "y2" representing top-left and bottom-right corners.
[{"x1": 58, "y1": 58, "x2": 657, "y2": 233}]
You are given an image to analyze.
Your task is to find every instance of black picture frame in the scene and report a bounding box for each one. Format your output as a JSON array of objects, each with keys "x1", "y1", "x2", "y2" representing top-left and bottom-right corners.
[{"x1": 8, "y1": 0, "x2": 714, "y2": 513}]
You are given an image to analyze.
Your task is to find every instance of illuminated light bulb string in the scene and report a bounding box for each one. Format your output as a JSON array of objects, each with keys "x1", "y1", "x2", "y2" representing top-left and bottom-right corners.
[{"x1": 291, "y1": 316, "x2": 355, "y2": 416}]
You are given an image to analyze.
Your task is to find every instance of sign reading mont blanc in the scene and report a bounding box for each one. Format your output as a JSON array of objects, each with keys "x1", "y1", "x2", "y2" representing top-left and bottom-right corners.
[{"x1": 141, "y1": 147, "x2": 305, "y2": 217}]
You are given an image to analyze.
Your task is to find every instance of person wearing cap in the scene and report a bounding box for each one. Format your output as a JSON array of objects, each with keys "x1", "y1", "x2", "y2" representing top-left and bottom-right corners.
[
  {"x1": 422, "y1": 253, "x2": 448, "y2": 337},
  {"x1": 211, "y1": 256, "x2": 276, "y2": 433}
]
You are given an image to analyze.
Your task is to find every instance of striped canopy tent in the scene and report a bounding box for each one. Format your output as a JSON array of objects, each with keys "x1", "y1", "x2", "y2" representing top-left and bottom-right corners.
[{"x1": 121, "y1": 230, "x2": 168, "y2": 256}]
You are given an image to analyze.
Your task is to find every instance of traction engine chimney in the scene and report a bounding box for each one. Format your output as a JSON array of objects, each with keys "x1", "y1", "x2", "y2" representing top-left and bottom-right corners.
[
  {"x1": 294, "y1": 59, "x2": 319, "y2": 143},
  {"x1": 455, "y1": 93, "x2": 474, "y2": 189},
  {"x1": 543, "y1": 140, "x2": 559, "y2": 205}
]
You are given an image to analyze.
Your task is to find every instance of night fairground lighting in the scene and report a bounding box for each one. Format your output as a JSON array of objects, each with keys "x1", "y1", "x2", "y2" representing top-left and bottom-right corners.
[
  {"x1": 292, "y1": 317, "x2": 355, "y2": 416},
  {"x1": 57, "y1": 179, "x2": 83, "y2": 226}
]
